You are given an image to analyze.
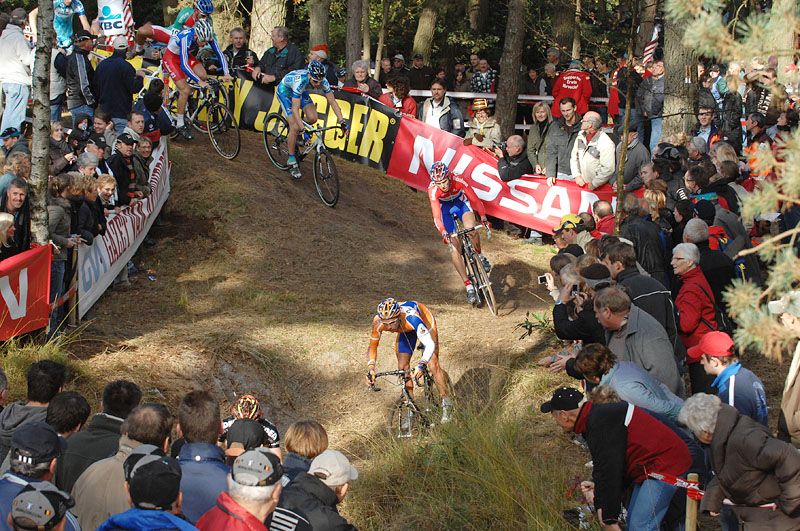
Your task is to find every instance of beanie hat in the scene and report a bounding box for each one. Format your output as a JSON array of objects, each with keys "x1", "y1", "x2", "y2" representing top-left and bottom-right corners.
[
  {"x1": 311, "y1": 44, "x2": 328, "y2": 60},
  {"x1": 580, "y1": 263, "x2": 612, "y2": 290}
]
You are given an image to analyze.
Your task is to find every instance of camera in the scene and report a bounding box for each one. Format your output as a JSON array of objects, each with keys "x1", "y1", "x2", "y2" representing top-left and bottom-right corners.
[
  {"x1": 571, "y1": 286, "x2": 581, "y2": 297},
  {"x1": 493, "y1": 140, "x2": 507, "y2": 151},
  {"x1": 537, "y1": 274, "x2": 548, "y2": 284}
]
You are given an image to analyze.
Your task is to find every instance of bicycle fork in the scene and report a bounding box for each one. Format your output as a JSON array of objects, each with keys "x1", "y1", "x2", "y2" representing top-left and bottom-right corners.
[{"x1": 397, "y1": 399, "x2": 414, "y2": 438}]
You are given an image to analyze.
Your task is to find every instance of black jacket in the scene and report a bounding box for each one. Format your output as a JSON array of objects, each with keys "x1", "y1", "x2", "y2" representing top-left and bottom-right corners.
[
  {"x1": 695, "y1": 239, "x2": 736, "y2": 311},
  {"x1": 94, "y1": 51, "x2": 144, "y2": 119},
  {"x1": 620, "y1": 215, "x2": 668, "y2": 287},
  {"x1": 54, "y1": 412, "x2": 122, "y2": 492},
  {"x1": 65, "y1": 47, "x2": 95, "y2": 109},
  {"x1": 408, "y1": 65, "x2": 435, "y2": 90},
  {"x1": 77, "y1": 196, "x2": 106, "y2": 244},
  {"x1": 553, "y1": 302, "x2": 605, "y2": 345},
  {"x1": 0, "y1": 195, "x2": 30, "y2": 261},
  {"x1": 223, "y1": 44, "x2": 254, "y2": 69},
  {"x1": 498, "y1": 150, "x2": 533, "y2": 182},
  {"x1": 258, "y1": 43, "x2": 304, "y2": 84},
  {"x1": 700, "y1": 179, "x2": 740, "y2": 215},
  {"x1": 107, "y1": 153, "x2": 136, "y2": 206},
  {"x1": 271, "y1": 472, "x2": 356, "y2": 531}
]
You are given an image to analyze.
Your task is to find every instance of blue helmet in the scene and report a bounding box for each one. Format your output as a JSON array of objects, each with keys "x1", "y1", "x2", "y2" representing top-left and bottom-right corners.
[
  {"x1": 194, "y1": 0, "x2": 214, "y2": 15},
  {"x1": 308, "y1": 60, "x2": 326, "y2": 81},
  {"x1": 430, "y1": 161, "x2": 449, "y2": 182}
]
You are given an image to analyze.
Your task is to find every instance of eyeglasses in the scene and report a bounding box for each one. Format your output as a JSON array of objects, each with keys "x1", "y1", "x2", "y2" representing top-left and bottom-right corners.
[{"x1": 698, "y1": 112, "x2": 713, "y2": 116}]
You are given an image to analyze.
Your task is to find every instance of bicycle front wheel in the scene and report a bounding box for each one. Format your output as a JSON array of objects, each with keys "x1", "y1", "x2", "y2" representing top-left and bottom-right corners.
[
  {"x1": 263, "y1": 113, "x2": 291, "y2": 170},
  {"x1": 313, "y1": 149, "x2": 339, "y2": 207},
  {"x1": 387, "y1": 397, "x2": 422, "y2": 438},
  {"x1": 206, "y1": 103, "x2": 240, "y2": 160},
  {"x1": 473, "y1": 255, "x2": 498, "y2": 315}
]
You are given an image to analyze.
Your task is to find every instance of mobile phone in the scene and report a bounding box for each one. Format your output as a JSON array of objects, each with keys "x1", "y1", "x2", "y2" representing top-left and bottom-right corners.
[
  {"x1": 538, "y1": 274, "x2": 548, "y2": 284},
  {"x1": 571, "y1": 286, "x2": 581, "y2": 297}
]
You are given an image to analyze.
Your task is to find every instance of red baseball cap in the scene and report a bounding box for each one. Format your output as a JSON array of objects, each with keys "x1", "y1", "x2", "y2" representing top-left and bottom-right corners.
[{"x1": 687, "y1": 331, "x2": 734, "y2": 361}]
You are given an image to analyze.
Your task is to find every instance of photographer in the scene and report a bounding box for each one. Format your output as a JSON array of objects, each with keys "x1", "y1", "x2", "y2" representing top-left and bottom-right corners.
[{"x1": 494, "y1": 135, "x2": 533, "y2": 182}]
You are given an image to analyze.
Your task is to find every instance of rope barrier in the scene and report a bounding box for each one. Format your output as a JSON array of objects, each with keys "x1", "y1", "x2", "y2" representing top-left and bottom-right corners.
[{"x1": 646, "y1": 471, "x2": 778, "y2": 509}]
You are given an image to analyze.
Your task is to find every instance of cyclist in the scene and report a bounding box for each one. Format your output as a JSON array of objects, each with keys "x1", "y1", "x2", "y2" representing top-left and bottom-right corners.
[
  {"x1": 276, "y1": 60, "x2": 348, "y2": 179},
  {"x1": 163, "y1": 17, "x2": 231, "y2": 139},
  {"x1": 428, "y1": 161, "x2": 491, "y2": 304},
  {"x1": 29, "y1": 0, "x2": 91, "y2": 49},
  {"x1": 367, "y1": 298, "x2": 453, "y2": 422},
  {"x1": 134, "y1": 0, "x2": 213, "y2": 51},
  {"x1": 219, "y1": 394, "x2": 281, "y2": 457}
]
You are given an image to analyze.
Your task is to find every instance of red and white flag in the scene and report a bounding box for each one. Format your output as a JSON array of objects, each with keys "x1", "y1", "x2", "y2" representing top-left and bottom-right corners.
[{"x1": 642, "y1": 24, "x2": 660, "y2": 65}]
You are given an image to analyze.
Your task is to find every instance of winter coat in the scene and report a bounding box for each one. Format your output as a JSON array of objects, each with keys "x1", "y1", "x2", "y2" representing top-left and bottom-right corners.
[
  {"x1": 636, "y1": 75, "x2": 665, "y2": 117},
  {"x1": 47, "y1": 195, "x2": 72, "y2": 262},
  {"x1": 700, "y1": 179, "x2": 740, "y2": 215},
  {"x1": 107, "y1": 153, "x2": 137, "y2": 206},
  {"x1": 469, "y1": 69, "x2": 497, "y2": 93},
  {"x1": 132, "y1": 153, "x2": 152, "y2": 196},
  {"x1": 596, "y1": 214, "x2": 615, "y2": 235},
  {"x1": 553, "y1": 301, "x2": 606, "y2": 345},
  {"x1": 0, "y1": 402, "x2": 46, "y2": 460},
  {"x1": 342, "y1": 76, "x2": 382, "y2": 100},
  {"x1": 779, "y1": 342, "x2": 800, "y2": 449},
  {"x1": 1, "y1": 138, "x2": 30, "y2": 159},
  {"x1": 77, "y1": 196, "x2": 106, "y2": 244},
  {"x1": 65, "y1": 46, "x2": 95, "y2": 109},
  {"x1": 0, "y1": 25, "x2": 33, "y2": 86},
  {"x1": 464, "y1": 116, "x2": 502, "y2": 149},
  {"x1": 197, "y1": 491, "x2": 268, "y2": 531},
  {"x1": 712, "y1": 362, "x2": 768, "y2": 426},
  {"x1": 545, "y1": 115, "x2": 582, "y2": 178},
  {"x1": 55, "y1": 412, "x2": 123, "y2": 493},
  {"x1": 271, "y1": 472, "x2": 356, "y2": 531},
  {"x1": 408, "y1": 64, "x2": 435, "y2": 90},
  {"x1": 177, "y1": 442, "x2": 230, "y2": 523},
  {"x1": 616, "y1": 138, "x2": 651, "y2": 190},
  {"x1": 619, "y1": 215, "x2": 668, "y2": 287},
  {"x1": 603, "y1": 305, "x2": 683, "y2": 396},
  {"x1": 258, "y1": 43, "x2": 304, "y2": 83},
  {"x1": 497, "y1": 150, "x2": 533, "y2": 182},
  {"x1": 49, "y1": 136, "x2": 75, "y2": 176},
  {"x1": 598, "y1": 361, "x2": 684, "y2": 421},
  {"x1": 701, "y1": 404, "x2": 800, "y2": 520},
  {"x1": 551, "y1": 68, "x2": 592, "y2": 117},
  {"x1": 97, "y1": 508, "x2": 198, "y2": 530},
  {"x1": 695, "y1": 239, "x2": 736, "y2": 314},
  {"x1": 377, "y1": 92, "x2": 417, "y2": 116},
  {"x1": 94, "y1": 51, "x2": 144, "y2": 119},
  {"x1": 675, "y1": 266, "x2": 717, "y2": 356},
  {"x1": 417, "y1": 96, "x2": 465, "y2": 137},
  {"x1": 526, "y1": 118, "x2": 552, "y2": 171},
  {"x1": 570, "y1": 130, "x2": 616, "y2": 189}
]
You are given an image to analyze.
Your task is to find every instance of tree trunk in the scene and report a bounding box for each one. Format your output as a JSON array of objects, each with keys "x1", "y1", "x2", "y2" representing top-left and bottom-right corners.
[
  {"x1": 571, "y1": 0, "x2": 581, "y2": 60},
  {"x1": 468, "y1": 0, "x2": 486, "y2": 33},
  {"x1": 250, "y1": 0, "x2": 287, "y2": 56},
  {"x1": 661, "y1": 17, "x2": 697, "y2": 137},
  {"x1": 552, "y1": 0, "x2": 575, "y2": 54},
  {"x1": 636, "y1": 0, "x2": 658, "y2": 54},
  {"x1": 615, "y1": 0, "x2": 639, "y2": 234},
  {"x1": 162, "y1": 0, "x2": 179, "y2": 26},
  {"x1": 412, "y1": 0, "x2": 438, "y2": 60},
  {"x1": 30, "y1": 3, "x2": 54, "y2": 246},
  {"x1": 373, "y1": 0, "x2": 389, "y2": 80},
  {"x1": 361, "y1": 0, "x2": 371, "y2": 71},
  {"x1": 772, "y1": 0, "x2": 797, "y2": 84},
  {"x1": 345, "y1": 0, "x2": 362, "y2": 75},
  {"x1": 495, "y1": 0, "x2": 526, "y2": 138},
  {"x1": 308, "y1": 0, "x2": 331, "y2": 48}
]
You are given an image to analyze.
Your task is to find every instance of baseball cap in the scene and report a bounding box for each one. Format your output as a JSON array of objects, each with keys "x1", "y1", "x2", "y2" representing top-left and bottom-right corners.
[
  {"x1": 73, "y1": 30, "x2": 98, "y2": 43},
  {"x1": 116, "y1": 132, "x2": 137, "y2": 145},
  {"x1": 231, "y1": 449, "x2": 283, "y2": 486},
  {"x1": 87, "y1": 134, "x2": 107, "y2": 149},
  {"x1": 11, "y1": 422, "x2": 67, "y2": 465},
  {"x1": 226, "y1": 419, "x2": 269, "y2": 456},
  {"x1": 691, "y1": 200, "x2": 716, "y2": 223},
  {"x1": 0, "y1": 127, "x2": 20, "y2": 140},
  {"x1": 540, "y1": 386, "x2": 584, "y2": 413},
  {"x1": 10, "y1": 483, "x2": 74, "y2": 531},
  {"x1": 393, "y1": 54, "x2": 404, "y2": 61},
  {"x1": 768, "y1": 291, "x2": 800, "y2": 317},
  {"x1": 558, "y1": 243, "x2": 584, "y2": 257},
  {"x1": 687, "y1": 331, "x2": 735, "y2": 360},
  {"x1": 112, "y1": 36, "x2": 129, "y2": 51},
  {"x1": 412, "y1": 53, "x2": 423, "y2": 60},
  {"x1": 553, "y1": 213, "x2": 583, "y2": 233},
  {"x1": 123, "y1": 445, "x2": 182, "y2": 510},
  {"x1": 580, "y1": 263, "x2": 612, "y2": 290},
  {"x1": 10, "y1": 8, "x2": 27, "y2": 25},
  {"x1": 309, "y1": 450, "x2": 358, "y2": 486},
  {"x1": 709, "y1": 64, "x2": 721, "y2": 73}
]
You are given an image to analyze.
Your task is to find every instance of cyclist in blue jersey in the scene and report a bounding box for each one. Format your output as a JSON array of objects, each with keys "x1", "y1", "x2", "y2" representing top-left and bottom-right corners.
[
  {"x1": 29, "y1": 0, "x2": 91, "y2": 49},
  {"x1": 162, "y1": 18, "x2": 231, "y2": 139},
  {"x1": 277, "y1": 60, "x2": 348, "y2": 179}
]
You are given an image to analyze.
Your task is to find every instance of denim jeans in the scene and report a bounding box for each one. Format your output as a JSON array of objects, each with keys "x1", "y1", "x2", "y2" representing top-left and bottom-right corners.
[
  {"x1": 48, "y1": 260, "x2": 66, "y2": 336},
  {"x1": 69, "y1": 104, "x2": 94, "y2": 127},
  {"x1": 649, "y1": 116, "x2": 663, "y2": 154},
  {"x1": 1, "y1": 83, "x2": 30, "y2": 132},
  {"x1": 112, "y1": 117, "x2": 128, "y2": 134},
  {"x1": 626, "y1": 478, "x2": 679, "y2": 531},
  {"x1": 620, "y1": 107, "x2": 646, "y2": 138}
]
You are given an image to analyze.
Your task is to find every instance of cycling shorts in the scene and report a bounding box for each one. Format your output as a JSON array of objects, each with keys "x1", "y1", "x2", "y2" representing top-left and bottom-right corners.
[
  {"x1": 150, "y1": 24, "x2": 175, "y2": 45},
  {"x1": 395, "y1": 326, "x2": 439, "y2": 358},
  {"x1": 163, "y1": 49, "x2": 199, "y2": 82},
  {"x1": 440, "y1": 197, "x2": 474, "y2": 234},
  {"x1": 277, "y1": 89, "x2": 313, "y2": 117}
]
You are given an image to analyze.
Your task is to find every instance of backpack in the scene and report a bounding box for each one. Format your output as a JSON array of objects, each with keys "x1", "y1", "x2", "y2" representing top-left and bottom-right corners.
[
  {"x1": 692, "y1": 283, "x2": 733, "y2": 334},
  {"x1": 709, "y1": 231, "x2": 751, "y2": 282}
]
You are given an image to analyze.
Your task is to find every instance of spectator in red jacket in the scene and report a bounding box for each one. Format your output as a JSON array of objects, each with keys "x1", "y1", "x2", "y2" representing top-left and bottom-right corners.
[
  {"x1": 552, "y1": 61, "x2": 592, "y2": 118},
  {"x1": 593, "y1": 200, "x2": 615, "y2": 235},
  {"x1": 672, "y1": 242, "x2": 718, "y2": 395},
  {"x1": 378, "y1": 76, "x2": 417, "y2": 118}
]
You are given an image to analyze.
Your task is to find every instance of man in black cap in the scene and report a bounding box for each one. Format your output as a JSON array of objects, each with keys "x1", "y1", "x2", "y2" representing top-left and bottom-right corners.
[
  {"x1": 107, "y1": 133, "x2": 141, "y2": 207},
  {"x1": 65, "y1": 29, "x2": 98, "y2": 127},
  {"x1": 408, "y1": 53, "x2": 435, "y2": 91},
  {"x1": 85, "y1": 134, "x2": 112, "y2": 177},
  {"x1": 96, "y1": 446, "x2": 191, "y2": 530},
  {"x1": 542, "y1": 386, "x2": 691, "y2": 531},
  {"x1": 8, "y1": 483, "x2": 75, "y2": 531},
  {"x1": 0, "y1": 128, "x2": 29, "y2": 158},
  {"x1": 0, "y1": 422, "x2": 81, "y2": 531}
]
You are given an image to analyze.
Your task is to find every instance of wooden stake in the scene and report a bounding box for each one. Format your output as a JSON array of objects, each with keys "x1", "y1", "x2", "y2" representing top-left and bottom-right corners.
[{"x1": 685, "y1": 472, "x2": 699, "y2": 531}]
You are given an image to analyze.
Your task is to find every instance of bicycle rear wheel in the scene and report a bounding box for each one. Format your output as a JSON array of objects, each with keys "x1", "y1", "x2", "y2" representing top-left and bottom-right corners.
[
  {"x1": 206, "y1": 103, "x2": 240, "y2": 160},
  {"x1": 263, "y1": 113, "x2": 291, "y2": 170},
  {"x1": 473, "y1": 254, "x2": 498, "y2": 315},
  {"x1": 313, "y1": 149, "x2": 339, "y2": 207}
]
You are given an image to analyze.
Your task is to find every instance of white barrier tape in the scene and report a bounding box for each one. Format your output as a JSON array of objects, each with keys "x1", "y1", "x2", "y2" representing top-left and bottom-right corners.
[{"x1": 406, "y1": 89, "x2": 609, "y2": 104}]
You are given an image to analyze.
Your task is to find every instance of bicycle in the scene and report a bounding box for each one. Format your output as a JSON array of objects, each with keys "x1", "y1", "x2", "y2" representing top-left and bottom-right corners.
[
  {"x1": 166, "y1": 77, "x2": 230, "y2": 134},
  {"x1": 368, "y1": 365, "x2": 440, "y2": 438},
  {"x1": 262, "y1": 112, "x2": 346, "y2": 207},
  {"x1": 453, "y1": 215, "x2": 497, "y2": 315}
]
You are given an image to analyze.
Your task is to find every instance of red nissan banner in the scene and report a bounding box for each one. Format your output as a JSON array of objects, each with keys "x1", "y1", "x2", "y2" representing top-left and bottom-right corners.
[
  {"x1": 386, "y1": 118, "x2": 620, "y2": 235},
  {"x1": 0, "y1": 246, "x2": 51, "y2": 340}
]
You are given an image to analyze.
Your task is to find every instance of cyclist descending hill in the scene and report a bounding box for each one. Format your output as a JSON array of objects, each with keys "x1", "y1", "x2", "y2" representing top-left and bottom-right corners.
[
  {"x1": 135, "y1": 0, "x2": 214, "y2": 51},
  {"x1": 428, "y1": 161, "x2": 491, "y2": 305},
  {"x1": 367, "y1": 298, "x2": 453, "y2": 422},
  {"x1": 162, "y1": 17, "x2": 231, "y2": 139},
  {"x1": 276, "y1": 60, "x2": 348, "y2": 179}
]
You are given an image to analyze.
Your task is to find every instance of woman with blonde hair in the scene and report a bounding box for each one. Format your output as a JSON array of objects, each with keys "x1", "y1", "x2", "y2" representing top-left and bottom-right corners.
[
  {"x1": 0, "y1": 213, "x2": 15, "y2": 250},
  {"x1": 283, "y1": 420, "x2": 329, "y2": 481},
  {"x1": 526, "y1": 102, "x2": 552, "y2": 174}
]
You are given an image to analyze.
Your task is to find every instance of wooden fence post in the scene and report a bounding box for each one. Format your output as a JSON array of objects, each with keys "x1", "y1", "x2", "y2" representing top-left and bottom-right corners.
[{"x1": 685, "y1": 472, "x2": 699, "y2": 531}]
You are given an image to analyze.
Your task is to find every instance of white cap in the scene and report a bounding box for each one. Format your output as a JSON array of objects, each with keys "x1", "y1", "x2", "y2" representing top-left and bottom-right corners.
[
  {"x1": 309, "y1": 450, "x2": 358, "y2": 486},
  {"x1": 112, "y1": 36, "x2": 129, "y2": 51}
]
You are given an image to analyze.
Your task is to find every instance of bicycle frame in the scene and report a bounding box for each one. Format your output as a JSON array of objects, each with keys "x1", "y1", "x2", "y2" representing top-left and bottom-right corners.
[
  {"x1": 369, "y1": 365, "x2": 438, "y2": 438},
  {"x1": 295, "y1": 121, "x2": 346, "y2": 160}
]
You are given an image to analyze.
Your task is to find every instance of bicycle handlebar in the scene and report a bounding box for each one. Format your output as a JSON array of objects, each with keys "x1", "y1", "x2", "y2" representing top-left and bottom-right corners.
[
  {"x1": 367, "y1": 369, "x2": 413, "y2": 392},
  {"x1": 455, "y1": 224, "x2": 492, "y2": 239}
]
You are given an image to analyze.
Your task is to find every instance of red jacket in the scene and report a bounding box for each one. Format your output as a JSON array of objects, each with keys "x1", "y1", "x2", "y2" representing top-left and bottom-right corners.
[
  {"x1": 676, "y1": 266, "x2": 717, "y2": 356},
  {"x1": 196, "y1": 491, "x2": 268, "y2": 531},
  {"x1": 378, "y1": 93, "x2": 417, "y2": 116},
  {"x1": 596, "y1": 214, "x2": 615, "y2": 235},
  {"x1": 551, "y1": 69, "x2": 592, "y2": 117}
]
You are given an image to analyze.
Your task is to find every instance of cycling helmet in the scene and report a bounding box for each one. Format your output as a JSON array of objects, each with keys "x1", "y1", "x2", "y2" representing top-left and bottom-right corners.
[
  {"x1": 377, "y1": 298, "x2": 401, "y2": 321},
  {"x1": 430, "y1": 161, "x2": 450, "y2": 182},
  {"x1": 193, "y1": 18, "x2": 214, "y2": 43},
  {"x1": 233, "y1": 394, "x2": 261, "y2": 420},
  {"x1": 308, "y1": 60, "x2": 326, "y2": 81},
  {"x1": 194, "y1": 0, "x2": 215, "y2": 15}
]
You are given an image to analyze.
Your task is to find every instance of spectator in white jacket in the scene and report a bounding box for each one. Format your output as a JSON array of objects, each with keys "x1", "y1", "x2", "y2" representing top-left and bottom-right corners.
[
  {"x1": 0, "y1": 9, "x2": 34, "y2": 133},
  {"x1": 571, "y1": 111, "x2": 616, "y2": 190}
]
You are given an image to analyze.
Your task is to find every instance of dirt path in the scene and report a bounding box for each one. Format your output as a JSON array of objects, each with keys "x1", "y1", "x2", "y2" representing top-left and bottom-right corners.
[{"x1": 73, "y1": 131, "x2": 558, "y2": 450}]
